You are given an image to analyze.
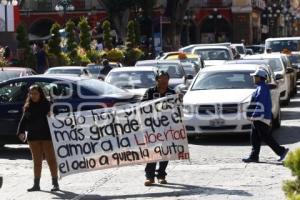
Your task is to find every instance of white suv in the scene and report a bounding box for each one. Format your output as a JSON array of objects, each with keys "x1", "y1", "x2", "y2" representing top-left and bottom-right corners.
[{"x1": 183, "y1": 64, "x2": 281, "y2": 136}]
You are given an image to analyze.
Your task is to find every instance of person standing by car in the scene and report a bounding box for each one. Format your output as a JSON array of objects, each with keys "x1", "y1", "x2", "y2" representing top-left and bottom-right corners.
[
  {"x1": 99, "y1": 59, "x2": 112, "y2": 78},
  {"x1": 35, "y1": 42, "x2": 49, "y2": 74},
  {"x1": 243, "y1": 69, "x2": 289, "y2": 163},
  {"x1": 142, "y1": 71, "x2": 176, "y2": 186},
  {"x1": 17, "y1": 85, "x2": 59, "y2": 192}
]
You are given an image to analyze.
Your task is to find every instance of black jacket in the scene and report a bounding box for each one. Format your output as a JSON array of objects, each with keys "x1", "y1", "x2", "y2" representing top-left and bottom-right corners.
[
  {"x1": 142, "y1": 86, "x2": 176, "y2": 101},
  {"x1": 17, "y1": 101, "x2": 52, "y2": 141}
]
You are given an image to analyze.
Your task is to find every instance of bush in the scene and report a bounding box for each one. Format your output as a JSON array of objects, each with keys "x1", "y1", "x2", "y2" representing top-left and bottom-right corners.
[
  {"x1": 78, "y1": 17, "x2": 91, "y2": 51},
  {"x1": 283, "y1": 148, "x2": 300, "y2": 200},
  {"x1": 100, "y1": 48, "x2": 124, "y2": 62},
  {"x1": 123, "y1": 47, "x2": 144, "y2": 66},
  {"x1": 86, "y1": 50, "x2": 101, "y2": 64},
  {"x1": 102, "y1": 20, "x2": 113, "y2": 50},
  {"x1": 48, "y1": 23, "x2": 62, "y2": 56}
]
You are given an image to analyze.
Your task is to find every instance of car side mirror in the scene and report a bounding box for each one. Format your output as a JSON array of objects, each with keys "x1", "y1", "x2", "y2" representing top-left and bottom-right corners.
[
  {"x1": 268, "y1": 83, "x2": 277, "y2": 90},
  {"x1": 292, "y1": 64, "x2": 298, "y2": 69},
  {"x1": 275, "y1": 74, "x2": 284, "y2": 80},
  {"x1": 286, "y1": 67, "x2": 294, "y2": 73}
]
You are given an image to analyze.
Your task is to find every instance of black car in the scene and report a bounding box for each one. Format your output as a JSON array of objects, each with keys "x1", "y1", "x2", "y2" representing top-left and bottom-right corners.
[{"x1": 0, "y1": 75, "x2": 140, "y2": 146}]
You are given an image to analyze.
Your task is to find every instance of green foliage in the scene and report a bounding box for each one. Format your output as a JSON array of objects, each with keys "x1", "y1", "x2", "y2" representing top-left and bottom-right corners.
[
  {"x1": 48, "y1": 23, "x2": 61, "y2": 56},
  {"x1": 283, "y1": 148, "x2": 300, "y2": 200},
  {"x1": 134, "y1": 20, "x2": 141, "y2": 46},
  {"x1": 16, "y1": 24, "x2": 36, "y2": 68},
  {"x1": 123, "y1": 47, "x2": 144, "y2": 66},
  {"x1": 86, "y1": 50, "x2": 101, "y2": 64},
  {"x1": 127, "y1": 20, "x2": 136, "y2": 47},
  {"x1": 100, "y1": 48, "x2": 124, "y2": 62},
  {"x1": 16, "y1": 24, "x2": 30, "y2": 50},
  {"x1": 102, "y1": 20, "x2": 113, "y2": 50},
  {"x1": 65, "y1": 20, "x2": 78, "y2": 64},
  {"x1": 78, "y1": 17, "x2": 91, "y2": 51}
]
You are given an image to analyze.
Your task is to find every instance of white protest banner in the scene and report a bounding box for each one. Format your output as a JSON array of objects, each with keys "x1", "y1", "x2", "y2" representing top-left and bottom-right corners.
[{"x1": 47, "y1": 95, "x2": 190, "y2": 178}]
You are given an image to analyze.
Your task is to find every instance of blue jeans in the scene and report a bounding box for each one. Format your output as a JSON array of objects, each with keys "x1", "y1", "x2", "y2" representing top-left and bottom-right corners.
[{"x1": 145, "y1": 161, "x2": 168, "y2": 179}]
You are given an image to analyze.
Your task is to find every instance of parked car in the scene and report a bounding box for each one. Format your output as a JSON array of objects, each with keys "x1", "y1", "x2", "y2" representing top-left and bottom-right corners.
[
  {"x1": 135, "y1": 60, "x2": 192, "y2": 89},
  {"x1": 0, "y1": 67, "x2": 36, "y2": 82},
  {"x1": 287, "y1": 52, "x2": 300, "y2": 78},
  {"x1": 44, "y1": 66, "x2": 92, "y2": 77},
  {"x1": 265, "y1": 37, "x2": 300, "y2": 53},
  {"x1": 245, "y1": 54, "x2": 294, "y2": 105},
  {"x1": 226, "y1": 59, "x2": 284, "y2": 98},
  {"x1": 246, "y1": 44, "x2": 265, "y2": 54},
  {"x1": 280, "y1": 54, "x2": 297, "y2": 97},
  {"x1": 179, "y1": 43, "x2": 231, "y2": 53},
  {"x1": 183, "y1": 64, "x2": 281, "y2": 136},
  {"x1": 158, "y1": 51, "x2": 204, "y2": 70},
  {"x1": 105, "y1": 67, "x2": 157, "y2": 96},
  {"x1": 191, "y1": 46, "x2": 234, "y2": 66},
  {"x1": 0, "y1": 75, "x2": 140, "y2": 145},
  {"x1": 231, "y1": 43, "x2": 247, "y2": 57}
]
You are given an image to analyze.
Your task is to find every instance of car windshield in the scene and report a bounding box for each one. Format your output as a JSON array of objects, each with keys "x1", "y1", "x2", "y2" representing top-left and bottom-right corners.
[
  {"x1": 157, "y1": 64, "x2": 184, "y2": 78},
  {"x1": 194, "y1": 49, "x2": 230, "y2": 60},
  {"x1": 235, "y1": 46, "x2": 245, "y2": 54},
  {"x1": 266, "y1": 40, "x2": 300, "y2": 52},
  {"x1": 288, "y1": 55, "x2": 300, "y2": 64},
  {"x1": 78, "y1": 79, "x2": 125, "y2": 95},
  {"x1": 106, "y1": 71, "x2": 156, "y2": 89},
  {"x1": 266, "y1": 58, "x2": 284, "y2": 72},
  {"x1": 182, "y1": 64, "x2": 196, "y2": 75},
  {"x1": 192, "y1": 71, "x2": 255, "y2": 90},
  {"x1": 47, "y1": 68, "x2": 82, "y2": 75},
  {"x1": 0, "y1": 71, "x2": 22, "y2": 82}
]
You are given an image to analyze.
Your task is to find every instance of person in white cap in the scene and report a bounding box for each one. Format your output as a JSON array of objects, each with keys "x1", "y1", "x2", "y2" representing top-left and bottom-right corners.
[{"x1": 242, "y1": 68, "x2": 289, "y2": 163}]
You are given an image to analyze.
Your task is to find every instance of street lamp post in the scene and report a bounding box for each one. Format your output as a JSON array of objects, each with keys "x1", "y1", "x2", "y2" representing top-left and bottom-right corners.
[
  {"x1": 55, "y1": 0, "x2": 74, "y2": 24},
  {"x1": 262, "y1": 2, "x2": 294, "y2": 37},
  {"x1": 1, "y1": 0, "x2": 18, "y2": 32},
  {"x1": 208, "y1": 8, "x2": 222, "y2": 43}
]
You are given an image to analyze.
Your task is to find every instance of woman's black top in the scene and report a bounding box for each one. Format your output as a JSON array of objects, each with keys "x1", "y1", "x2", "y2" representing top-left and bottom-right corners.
[{"x1": 17, "y1": 101, "x2": 52, "y2": 141}]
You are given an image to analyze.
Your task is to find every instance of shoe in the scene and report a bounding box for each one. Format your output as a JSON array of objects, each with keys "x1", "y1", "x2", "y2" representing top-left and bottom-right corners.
[
  {"x1": 242, "y1": 157, "x2": 259, "y2": 163},
  {"x1": 51, "y1": 177, "x2": 60, "y2": 192},
  {"x1": 27, "y1": 185, "x2": 40, "y2": 192},
  {"x1": 158, "y1": 178, "x2": 167, "y2": 184},
  {"x1": 144, "y1": 179, "x2": 154, "y2": 186},
  {"x1": 278, "y1": 148, "x2": 289, "y2": 162},
  {"x1": 27, "y1": 178, "x2": 40, "y2": 192}
]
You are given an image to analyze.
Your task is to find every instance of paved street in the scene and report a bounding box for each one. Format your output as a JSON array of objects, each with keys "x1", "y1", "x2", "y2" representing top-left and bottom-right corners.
[{"x1": 1, "y1": 88, "x2": 300, "y2": 200}]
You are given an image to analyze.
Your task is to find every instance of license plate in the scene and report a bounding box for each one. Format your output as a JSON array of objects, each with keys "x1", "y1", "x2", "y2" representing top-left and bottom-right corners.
[{"x1": 209, "y1": 119, "x2": 225, "y2": 127}]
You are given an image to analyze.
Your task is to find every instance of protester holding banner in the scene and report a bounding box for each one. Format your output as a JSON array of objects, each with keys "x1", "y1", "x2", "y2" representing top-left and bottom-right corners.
[
  {"x1": 142, "y1": 71, "x2": 176, "y2": 186},
  {"x1": 17, "y1": 85, "x2": 59, "y2": 192}
]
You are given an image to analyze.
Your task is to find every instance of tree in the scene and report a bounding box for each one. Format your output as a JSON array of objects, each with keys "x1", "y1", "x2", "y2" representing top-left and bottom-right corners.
[
  {"x1": 127, "y1": 20, "x2": 136, "y2": 47},
  {"x1": 102, "y1": 20, "x2": 113, "y2": 50},
  {"x1": 16, "y1": 23, "x2": 30, "y2": 50},
  {"x1": 164, "y1": 0, "x2": 190, "y2": 50},
  {"x1": 78, "y1": 17, "x2": 91, "y2": 51},
  {"x1": 48, "y1": 22, "x2": 61, "y2": 56},
  {"x1": 65, "y1": 20, "x2": 78, "y2": 63},
  {"x1": 98, "y1": 0, "x2": 135, "y2": 42},
  {"x1": 134, "y1": 20, "x2": 141, "y2": 46},
  {"x1": 16, "y1": 24, "x2": 36, "y2": 68}
]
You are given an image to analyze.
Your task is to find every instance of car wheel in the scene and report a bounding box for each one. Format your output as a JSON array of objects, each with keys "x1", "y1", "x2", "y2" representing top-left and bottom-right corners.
[{"x1": 273, "y1": 109, "x2": 281, "y2": 129}]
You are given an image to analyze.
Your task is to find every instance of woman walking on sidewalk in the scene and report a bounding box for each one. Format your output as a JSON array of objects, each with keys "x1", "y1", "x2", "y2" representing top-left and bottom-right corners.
[{"x1": 17, "y1": 85, "x2": 59, "y2": 192}]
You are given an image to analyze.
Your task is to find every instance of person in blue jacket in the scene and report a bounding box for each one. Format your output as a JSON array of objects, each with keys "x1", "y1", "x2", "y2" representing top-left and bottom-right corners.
[{"x1": 243, "y1": 69, "x2": 289, "y2": 163}]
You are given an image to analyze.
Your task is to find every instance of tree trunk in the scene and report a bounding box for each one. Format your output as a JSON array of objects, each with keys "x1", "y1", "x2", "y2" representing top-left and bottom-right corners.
[
  {"x1": 111, "y1": 10, "x2": 130, "y2": 43},
  {"x1": 165, "y1": 0, "x2": 190, "y2": 50}
]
